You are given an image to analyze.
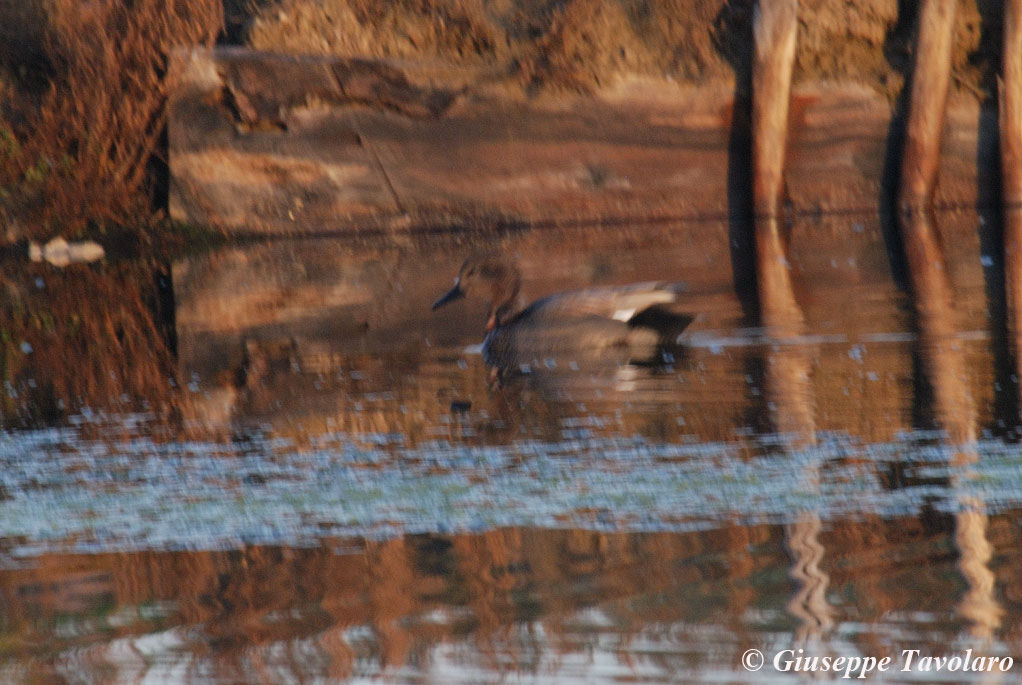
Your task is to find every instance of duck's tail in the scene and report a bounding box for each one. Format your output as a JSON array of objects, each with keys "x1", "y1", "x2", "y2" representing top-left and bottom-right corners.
[
  {"x1": 627, "y1": 307, "x2": 695, "y2": 339},
  {"x1": 623, "y1": 282, "x2": 692, "y2": 338}
]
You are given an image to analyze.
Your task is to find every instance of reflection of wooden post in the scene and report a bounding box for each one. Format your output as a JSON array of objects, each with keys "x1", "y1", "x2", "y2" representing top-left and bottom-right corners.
[
  {"x1": 903, "y1": 213, "x2": 976, "y2": 444},
  {"x1": 785, "y1": 514, "x2": 835, "y2": 640},
  {"x1": 955, "y1": 499, "x2": 1003, "y2": 638},
  {"x1": 1003, "y1": 1, "x2": 1022, "y2": 373},
  {"x1": 366, "y1": 538, "x2": 414, "y2": 669}
]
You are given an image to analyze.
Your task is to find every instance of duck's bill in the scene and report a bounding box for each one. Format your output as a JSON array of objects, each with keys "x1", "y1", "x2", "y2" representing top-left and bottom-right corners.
[{"x1": 432, "y1": 283, "x2": 465, "y2": 310}]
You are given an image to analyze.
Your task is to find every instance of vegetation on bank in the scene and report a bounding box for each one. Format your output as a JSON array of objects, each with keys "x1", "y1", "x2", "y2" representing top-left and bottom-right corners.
[{"x1": 0, "y1": 0, "x2": 222, "y2": 242}]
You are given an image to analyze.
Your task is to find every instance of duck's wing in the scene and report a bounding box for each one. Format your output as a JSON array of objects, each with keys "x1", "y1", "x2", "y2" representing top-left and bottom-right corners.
[{"x1": 525, "y1": 282, "x2": 684, "y2": 323}]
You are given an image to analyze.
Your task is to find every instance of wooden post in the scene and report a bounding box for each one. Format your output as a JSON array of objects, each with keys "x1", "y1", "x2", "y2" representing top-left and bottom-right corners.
[
  {"x1": 1002, "y1": 1, "x2": 1022, "y2": 207},
  {"x1": 903, "y1": 211, "x2": 976, "y2": 445},
  {"x1": 900, "y1": 0, "x2": 958, "y2": 211},
  {"x1": 752, "y1": 0, "x2": 798, "y2": 221},
  {"x1": 750, "y1": 0, "x2": 815, "y2": 443},
  {"x1": 751, "y1": 0, "x2": 803, "y2": 332}
]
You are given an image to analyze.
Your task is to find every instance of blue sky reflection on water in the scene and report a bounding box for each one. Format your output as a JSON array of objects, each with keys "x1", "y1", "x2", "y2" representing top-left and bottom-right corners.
[{"x1": 0, "y1": 419, "x2": 1019, "y2": 555}]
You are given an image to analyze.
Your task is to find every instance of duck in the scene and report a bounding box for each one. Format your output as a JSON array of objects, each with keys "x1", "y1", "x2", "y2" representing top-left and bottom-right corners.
[{"x1": 432, "y1": 252, "x2": 694, "y2": 370}]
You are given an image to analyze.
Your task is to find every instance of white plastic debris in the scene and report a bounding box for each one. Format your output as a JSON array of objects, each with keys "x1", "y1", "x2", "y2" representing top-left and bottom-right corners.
[{"x1": 28, "y1": 237, "x2": 105, "y2": 267}]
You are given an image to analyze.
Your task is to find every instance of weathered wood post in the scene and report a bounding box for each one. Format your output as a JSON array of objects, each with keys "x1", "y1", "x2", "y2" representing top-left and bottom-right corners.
[
  {"x1": 900, "y1": 0, "x2": 958, "y2": 212},
  {"x1": 750, "y1": 0, "x2": 815, "y2": 443},
  {"x1": 751, "y1": 0, "x2": 802, "y2": 331}
]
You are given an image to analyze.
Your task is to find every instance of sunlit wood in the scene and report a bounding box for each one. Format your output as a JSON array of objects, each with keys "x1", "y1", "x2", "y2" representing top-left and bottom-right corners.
[{"x1": 899, "y1": 0, "x2": 958, "y2": 212}]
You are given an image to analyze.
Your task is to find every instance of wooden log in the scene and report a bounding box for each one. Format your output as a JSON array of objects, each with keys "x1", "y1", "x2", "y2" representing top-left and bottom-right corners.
[{"x1": 167, "y1": 48, "x2": 996, "y2": 236}]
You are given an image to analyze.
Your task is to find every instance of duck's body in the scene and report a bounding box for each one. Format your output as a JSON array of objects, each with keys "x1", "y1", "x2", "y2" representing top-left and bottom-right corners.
[{"x1": 433, "y1": 253, "x2": 693, "y2": 370}]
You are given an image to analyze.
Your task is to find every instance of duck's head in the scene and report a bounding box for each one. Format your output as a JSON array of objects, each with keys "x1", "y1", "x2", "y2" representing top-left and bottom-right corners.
[{"x1": 432, "y1": 252, "x2": 522, "y2": 330}]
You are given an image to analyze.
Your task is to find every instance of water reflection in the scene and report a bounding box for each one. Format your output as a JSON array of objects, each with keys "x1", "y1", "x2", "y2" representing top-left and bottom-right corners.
[
  {"x1": 165, "y1": 217, "x2": 987, "y2": 448},
  {"x1": 2, "y1": 214, "x2": 1021, "y2": 681},
  {"x1": 752, "y1": 205, "x2": 833, "y2": 643},
  {"x1": 3, "y1": 518, "x2": 1022, "y2": 682},
  {"x1": 0, "y1": 259, "x2": 176, "y2": 428},
  {"x1": 170, "y1": 223, "x2": 750, "y2": 445}
]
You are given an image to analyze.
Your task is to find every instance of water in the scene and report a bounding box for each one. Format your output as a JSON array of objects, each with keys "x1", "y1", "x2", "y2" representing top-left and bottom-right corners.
[{"x1": 2, "y1": 213, "x2": 1021, "y2": 683}]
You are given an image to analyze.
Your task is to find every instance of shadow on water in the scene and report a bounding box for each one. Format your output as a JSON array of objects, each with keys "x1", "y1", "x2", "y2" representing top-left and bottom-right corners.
[
  {"x1": 715, "y1": 1, "x2": 759, "y2": 326},
  {"x1": 970, "y1": 13, "x2": 1020, "y2": 431},
  {"x1": 876, "y1": 0, "x2": 919, "y2": 291}
]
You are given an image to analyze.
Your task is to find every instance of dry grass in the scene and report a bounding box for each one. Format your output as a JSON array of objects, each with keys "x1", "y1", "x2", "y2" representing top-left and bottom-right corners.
[{"x1": 0, "y1": 0, "x2": 222, "y2": 239}]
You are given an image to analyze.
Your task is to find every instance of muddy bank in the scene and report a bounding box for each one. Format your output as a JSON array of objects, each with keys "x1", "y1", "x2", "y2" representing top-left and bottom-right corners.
[{"x1": 232, "y1": 0, "x2": 1000, "y2": 101}]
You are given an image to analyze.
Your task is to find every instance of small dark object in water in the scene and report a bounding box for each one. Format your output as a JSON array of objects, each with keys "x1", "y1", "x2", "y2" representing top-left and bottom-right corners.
[{"x1": 450, "y1": 400, "x2": 472, "y2": 413}]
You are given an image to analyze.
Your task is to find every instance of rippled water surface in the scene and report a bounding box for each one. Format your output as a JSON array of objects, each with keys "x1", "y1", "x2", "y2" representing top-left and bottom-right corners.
[{"x1": 3, "y1": 215, "x2": 1022, "y2": 683}]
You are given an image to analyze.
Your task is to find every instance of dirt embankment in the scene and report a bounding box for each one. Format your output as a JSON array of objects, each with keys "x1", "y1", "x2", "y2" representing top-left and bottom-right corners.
[{"x1": 231, "y1": 0, "x2": 1001, "y2": 101}]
